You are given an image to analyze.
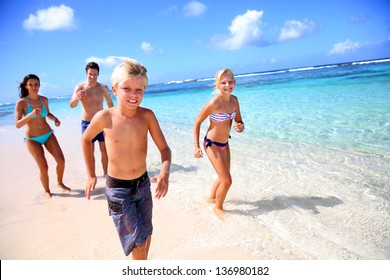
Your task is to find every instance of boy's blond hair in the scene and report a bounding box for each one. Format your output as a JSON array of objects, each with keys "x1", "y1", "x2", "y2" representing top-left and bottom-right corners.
[{"x1": 111, "y1": 57, "x2": 148, "y2": 88}]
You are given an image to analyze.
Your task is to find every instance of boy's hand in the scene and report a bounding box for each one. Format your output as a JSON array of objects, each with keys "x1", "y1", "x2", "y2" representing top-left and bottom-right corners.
[
  {"x1": 85, "y1": 176, "x2": 97, "y2": 200},
  {"x1": 151, "y1": 174, "x2": 168, "y2": 199}
]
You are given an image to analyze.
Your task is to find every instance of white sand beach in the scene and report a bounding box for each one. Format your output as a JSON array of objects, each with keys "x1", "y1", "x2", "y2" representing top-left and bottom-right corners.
[{"x1": 0, "y1": 115, "x2": 389, "y2": 261}]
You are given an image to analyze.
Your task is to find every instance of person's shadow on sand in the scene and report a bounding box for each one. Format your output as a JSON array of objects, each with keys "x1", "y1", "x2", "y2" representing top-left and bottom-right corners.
[
  {"x1": 225, "y1": 195, "x2": 343, "y2": 216},
  {"x1": 54, "y1": 183, "x2": 107, "y2": 200}
]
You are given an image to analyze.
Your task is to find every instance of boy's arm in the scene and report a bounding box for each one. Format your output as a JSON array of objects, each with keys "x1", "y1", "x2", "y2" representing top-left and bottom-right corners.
[
  {"x1": 147, "y1": 110, "x2": 171, "y2": 199},
  {"x1": 81, "y1": 110, "x2": 107, "y2": 199}
]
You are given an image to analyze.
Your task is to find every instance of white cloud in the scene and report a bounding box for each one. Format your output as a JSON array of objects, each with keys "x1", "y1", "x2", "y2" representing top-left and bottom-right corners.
[
  {"x1": 212, "y1": 10, "x2": 264, "y2": 50},
  {"x1": 23, "y1": 4, "x2": 76, "y2": 31},
  {"x1": 183, "y1": 1, "x2": 206, "y2": 18},
  {"x1": 86, "y1": 56, "x2": 120, "y2": 67},
  {"x1": 141, "y1": 42, "x2": 155, "y2": 54},
  {"x1": 160, "y1": 5, "x2": 178, "y2": 16},
  {"x1": 328, "y1": 39, "x2": 361, "y2": 55},
  {"x1": 279, "y1": 19, "x2": 315, "y2": 41}
]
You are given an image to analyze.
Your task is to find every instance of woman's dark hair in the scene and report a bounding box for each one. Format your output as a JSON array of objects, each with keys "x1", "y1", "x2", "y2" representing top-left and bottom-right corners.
[{"x1": 19, "y1": 74, "x2": 40, "y2": 98}]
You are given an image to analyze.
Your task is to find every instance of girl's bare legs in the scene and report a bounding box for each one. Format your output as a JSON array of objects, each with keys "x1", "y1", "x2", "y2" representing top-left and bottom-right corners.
[
  {"x1": 208, "y1": 178, "x2": 220, "y2": 203},
  {"x1": 131, "y1": 235, "x2": 152, "y2": 260},
  {"x1": 45, "y1": 134, "x2": 70, "y2": 192},
  {"x1": 26, "y1": 140, "x2": 51, "y2": 197},
  {"x1": 205, "y1": 144, "x2": 232, "y2": 215}
]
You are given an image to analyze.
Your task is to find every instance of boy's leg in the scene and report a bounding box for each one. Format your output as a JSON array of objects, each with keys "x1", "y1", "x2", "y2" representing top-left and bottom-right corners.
[
  {"x1": 131, "y1": 179, "x2": 153, "y2": 259},
  {"x1": 131, "y1": 235, "x2": 151, "y2": 260}
]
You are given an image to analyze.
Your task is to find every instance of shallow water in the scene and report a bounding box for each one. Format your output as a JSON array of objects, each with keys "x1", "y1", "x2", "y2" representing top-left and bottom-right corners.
[{"x1": 150, "y1": 124, "x2": 389, "y2": 259}]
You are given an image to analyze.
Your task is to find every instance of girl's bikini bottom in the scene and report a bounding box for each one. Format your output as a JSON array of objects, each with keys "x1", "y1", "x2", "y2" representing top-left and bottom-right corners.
[{"x1": 204, "y1": 136, "x2": 229, "y2": 151}]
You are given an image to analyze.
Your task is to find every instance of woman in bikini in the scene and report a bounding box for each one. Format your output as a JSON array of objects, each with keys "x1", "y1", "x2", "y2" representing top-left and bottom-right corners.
[
  {"x1": 14, "y1": 74, "x2": 70, "y2": 198},
  {"x1": 194, "y1": 68, "x2": 244, "y2": 216}
]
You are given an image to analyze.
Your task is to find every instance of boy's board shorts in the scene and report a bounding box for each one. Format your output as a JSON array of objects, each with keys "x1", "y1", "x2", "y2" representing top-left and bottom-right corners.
[
  {"x1": 105, "y1": 171, "x2": 153, "y2": 256},
  {"x1": 81, "y1": 120, "x2": 105, "y2": 142}
]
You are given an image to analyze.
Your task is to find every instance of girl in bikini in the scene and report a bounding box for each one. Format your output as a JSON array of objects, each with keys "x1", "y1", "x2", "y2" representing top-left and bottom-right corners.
[
  {"x1": 194, "y1": 68, "x2": 244, "y2": 217},
  {"x1": 14, "y1": 74, "x2": 70, "y2": 198}
]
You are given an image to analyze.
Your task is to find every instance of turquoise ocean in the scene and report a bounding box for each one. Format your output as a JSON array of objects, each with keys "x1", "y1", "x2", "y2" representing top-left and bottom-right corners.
[
  {"x1": 1, "y1": 58, "x2": 389, "y2": 259},
  {"x1": 2, "y1": 58, "x2": 389, "y2": 156},
  {"x1": 1, "y1": 58, "x2": 389, "y2": 193}
]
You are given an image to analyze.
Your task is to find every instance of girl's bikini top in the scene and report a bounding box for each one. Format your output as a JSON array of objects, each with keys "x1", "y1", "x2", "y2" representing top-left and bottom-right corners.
[
  {"x1": 209, "y1": 111, "x2": 236, "y2": 122},
  {"x1": 26, "y1": 97, "x2": 48, "y2": 118}
]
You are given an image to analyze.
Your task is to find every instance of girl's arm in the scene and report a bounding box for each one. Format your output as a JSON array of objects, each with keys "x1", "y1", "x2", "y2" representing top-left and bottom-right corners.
[
  {"x1": 147, "y1": 110, "x2": 171, "y2": 199},
  {"x1": 193, "y1": 101, "x2": 213, "y2": 158},
  {"x1": 232, "y1": 95, "x2": 244, "y2": 133},
  {"x1": 81, "y1": 110, "x2": 107, "y2": 199}
]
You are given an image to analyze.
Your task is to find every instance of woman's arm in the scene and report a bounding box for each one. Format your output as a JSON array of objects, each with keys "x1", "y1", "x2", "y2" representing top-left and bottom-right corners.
[
  {"x1": 14, "y1": 99, "x2": 35, "y2": 129},
  {"x1": 43, "y1": 97, "x2": 61, "y2": 127}
]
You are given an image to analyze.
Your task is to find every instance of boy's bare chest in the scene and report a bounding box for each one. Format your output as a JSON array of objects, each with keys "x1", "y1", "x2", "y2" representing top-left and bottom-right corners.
[{"x1": 107, "y1": 118, "x2": 148, "y2": 141}]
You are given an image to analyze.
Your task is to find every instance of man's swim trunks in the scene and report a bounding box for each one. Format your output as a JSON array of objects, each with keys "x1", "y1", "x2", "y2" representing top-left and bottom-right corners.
[
  {"x1": 81, "y1": 120, "x2": 104, "y2": 142},
  {"x1": 105, "y1": 171, "x2": 153, "y2": 256}
]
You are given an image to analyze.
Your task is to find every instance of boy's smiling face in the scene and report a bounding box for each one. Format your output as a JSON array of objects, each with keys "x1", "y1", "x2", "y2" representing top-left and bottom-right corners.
[{"x1": 113, "y1": 76, "x2": 146, "y2": 109}]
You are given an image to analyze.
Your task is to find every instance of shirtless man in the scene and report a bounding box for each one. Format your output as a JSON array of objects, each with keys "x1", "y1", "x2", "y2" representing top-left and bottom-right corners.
[{"x1": 70, "y1": 62, "x2": 114, "y2": 176}]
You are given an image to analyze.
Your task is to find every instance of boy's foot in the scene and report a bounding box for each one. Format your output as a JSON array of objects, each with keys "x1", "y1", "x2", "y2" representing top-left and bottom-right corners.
[{"x1": 207, "y1": 197, "x2": 216, "y2": 204}]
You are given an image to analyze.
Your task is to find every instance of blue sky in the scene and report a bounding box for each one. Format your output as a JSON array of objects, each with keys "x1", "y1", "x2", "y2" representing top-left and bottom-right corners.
[{"x1": 0, "y1": 0, "x2": 389, "y2": 103}]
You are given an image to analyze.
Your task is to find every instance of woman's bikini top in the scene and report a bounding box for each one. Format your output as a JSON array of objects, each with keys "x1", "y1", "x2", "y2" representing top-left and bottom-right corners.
[
  {"x1": 26, "y1": 97, "x2": 48, "y2": 118},
  {"x1": 209, "y1": 111, "x2": 236, "y2": 122}
]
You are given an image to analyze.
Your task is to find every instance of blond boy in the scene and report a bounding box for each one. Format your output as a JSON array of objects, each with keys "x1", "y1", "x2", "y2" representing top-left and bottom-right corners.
[{"x1": 81, "y1": 57, "x2": 171, "y2": 259}]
